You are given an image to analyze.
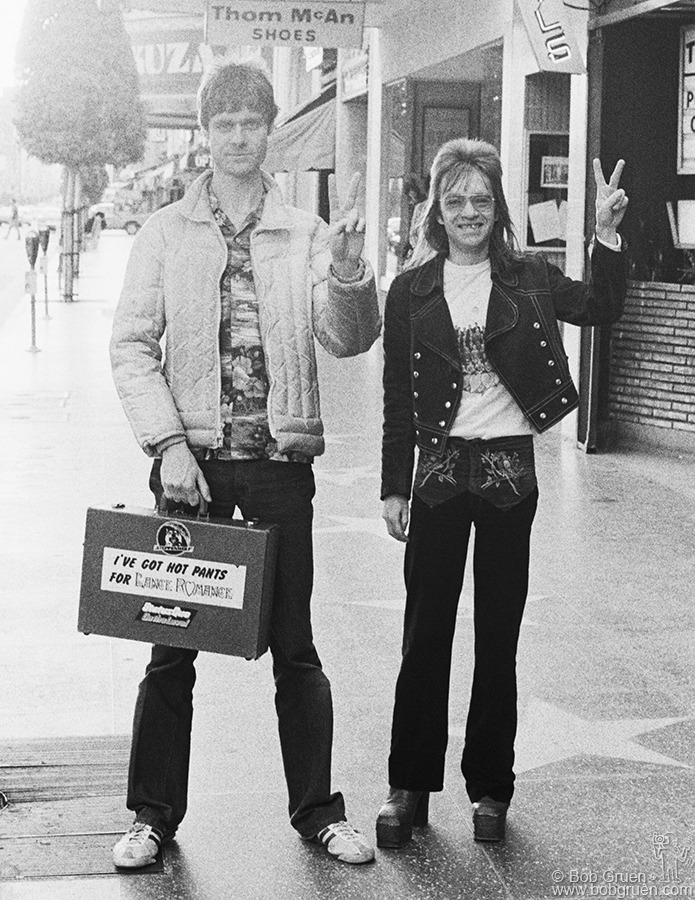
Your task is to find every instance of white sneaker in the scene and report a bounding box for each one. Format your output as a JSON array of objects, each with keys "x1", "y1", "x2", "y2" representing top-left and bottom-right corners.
[
  {"x1": 112, "y1": 822, "x2": 164, "y2": 868},
  {"x1": 317, "y1": 821, "x2": 375, "y2": 864}
]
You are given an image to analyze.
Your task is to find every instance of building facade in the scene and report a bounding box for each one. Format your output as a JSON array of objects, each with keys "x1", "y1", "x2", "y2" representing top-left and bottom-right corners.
[{"x1": 122, "y1": 0, "x2": 695, "y2": 454}]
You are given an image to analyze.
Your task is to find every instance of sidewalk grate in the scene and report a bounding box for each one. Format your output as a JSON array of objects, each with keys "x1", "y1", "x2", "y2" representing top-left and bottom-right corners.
[
  {"x1": 0, "y1": 735, "x2": 164, "y2": 879},
  {"x1": 0, "y1": 734, "x2": 129, "y2": 802},
  {"x1": 0, "y1": 832, "x2": 164, "y2": 879}
]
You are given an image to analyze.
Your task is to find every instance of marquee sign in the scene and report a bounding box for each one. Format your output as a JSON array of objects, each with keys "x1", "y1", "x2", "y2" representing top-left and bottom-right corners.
[
  {"x1": 205, "y1": 1, "x2": 366, "y2": 48},
  {"x1": 516, "y1": 0, "x2": 586, "y2": 75},
  {"x1": 679, "y1": 25, "x2": 695, "y2": 174}
]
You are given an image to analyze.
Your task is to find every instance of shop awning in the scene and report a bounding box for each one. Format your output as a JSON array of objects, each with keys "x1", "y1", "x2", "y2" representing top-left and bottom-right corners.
[
  {"x1": 264, "y1": 85, "x2": 336, "y2": 173},
  {"x1": 146, "y1": 110, "x2": 198, "y2": 129},
  {"x1": 589, "y1": 0, "x2": 695, "y2": 28},
  {"x1": 143, "y1": 95, "x2": 198, "y2": 131}
]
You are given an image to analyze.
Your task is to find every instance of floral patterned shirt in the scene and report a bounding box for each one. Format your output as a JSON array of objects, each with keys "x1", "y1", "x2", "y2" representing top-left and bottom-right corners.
[{"x1": 208, "y1": 183, "x2": 311, "y2": 463}]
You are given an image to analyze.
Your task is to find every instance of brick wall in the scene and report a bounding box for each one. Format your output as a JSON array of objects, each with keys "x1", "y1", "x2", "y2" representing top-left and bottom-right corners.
[{"x1": 609, "y1": 281, "x2": 695, "y2": 436}]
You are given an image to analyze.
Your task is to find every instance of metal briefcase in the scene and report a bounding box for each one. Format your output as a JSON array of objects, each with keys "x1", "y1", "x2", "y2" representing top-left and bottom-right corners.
[{"x1": 78, "y1": 502, "x2": 279, "y2": 659}]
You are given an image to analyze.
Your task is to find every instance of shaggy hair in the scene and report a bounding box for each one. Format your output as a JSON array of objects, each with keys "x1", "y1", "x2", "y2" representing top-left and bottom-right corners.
[
  {"x1": 416, "y1": 138, "x2": 522, "y2": 274},
  {"x1": 198, "y1": 63, "x2": 279, "y2": 131}
]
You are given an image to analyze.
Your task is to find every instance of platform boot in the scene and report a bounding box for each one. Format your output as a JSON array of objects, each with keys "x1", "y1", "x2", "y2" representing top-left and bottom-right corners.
[
  {"x1": 376, "y1": 788, "x2": 430, "y2": 848},
  {"x1": 472, "y1": 796, "x2": 508, "y2": 842}
]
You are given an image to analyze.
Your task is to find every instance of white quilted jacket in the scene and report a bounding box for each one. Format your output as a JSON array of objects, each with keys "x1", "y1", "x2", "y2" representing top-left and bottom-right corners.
[{"x1": 110, "y1": 171, "x2": 381, "y2": 458}]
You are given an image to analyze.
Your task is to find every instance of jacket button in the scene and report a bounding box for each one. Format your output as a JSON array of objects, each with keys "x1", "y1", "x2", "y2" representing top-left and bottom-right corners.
[
  {"x1": 540, "y1": 340, "x2": 547, "y2": 347},
  {"x1": 414, "y1": 352, "x2": 421, "y2": 360},
  {"x1": 414, "y1": 411, "x2": 419, "y2": 418},
  {"x1": 431, "y1": 437, "x2": 438, "y2": 444},
  {"x1": 413, "y1": 391, "x2": 419, "y2": 398},
  {"x1": 540, "y1": 412, "x2": 547, "y2": 420},
  {"x1": 533, "y1": 322, "x2": 541, "y2": 329},
  {"x1": 452, "y1": 382, "x2": 457, "y2": 389},
  {"x1": 561, "y1": 397, "x2": 568, "y2": 404},
  {"x1": 414, "y1": 371, "x2": 419, "y2": 378},
  {"x1": 555, "y1": 379, "x2": 561, "y2": 385},
  {"x1": 439, "y1": 420, "x2": 445, "y2": 427},
  {"x1": 548, "y1": 360, "x2": 555, "y2": 367},
  {"x1": 445, "y1": 401, "x2": 451, "y2": 409}
]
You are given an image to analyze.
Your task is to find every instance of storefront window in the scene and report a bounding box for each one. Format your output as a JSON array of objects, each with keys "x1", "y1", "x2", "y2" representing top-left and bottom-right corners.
[
  {"x1": 383, "y1": 79, "x2": 409, "y2": 281},
  {"x1": 522, "y1": 72, "x2": 570, "y2": 257},
  {"x1": 598, "y1": 19, "x2": 695, "y2": 283},
  {"x1": 524, "y1": 132, "x2": 569, "y2": 249}
]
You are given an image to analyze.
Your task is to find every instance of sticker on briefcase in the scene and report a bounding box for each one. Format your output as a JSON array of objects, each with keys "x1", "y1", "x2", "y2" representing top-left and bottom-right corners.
[
  {"x1": 101, "y1": 547, "x2": 247, "y2": 609},
  {"x1": 137, "y1": 600, "x2": 198, "y2": 629},
  {"x1": 154, "y1": 519, "x2": 194, "y2": 555}
]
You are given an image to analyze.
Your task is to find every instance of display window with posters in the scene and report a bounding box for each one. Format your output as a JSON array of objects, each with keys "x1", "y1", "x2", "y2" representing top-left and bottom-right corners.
[
  {"x1": 524, "y1": 132, "x2": 570, "y2": 250},
  {"x1": 520, "y1": 72, "x2": 570, "y2": 260}
]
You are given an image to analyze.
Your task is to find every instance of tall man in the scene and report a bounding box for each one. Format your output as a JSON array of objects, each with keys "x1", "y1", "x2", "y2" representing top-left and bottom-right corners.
[{"x1": 110, "y1": 63, "x2": 381, "y2": 868}]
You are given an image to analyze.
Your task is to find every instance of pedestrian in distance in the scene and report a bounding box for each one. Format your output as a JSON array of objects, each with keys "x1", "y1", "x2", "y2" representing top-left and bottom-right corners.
[
  {"x1": 110, "y1": 62, "x2": 381, "y2": 869},
  {"x1": 400, "y1": 173, "x2": 429, "y2": 264},
  {"x1": 377, "y1": 138, "x2": 628, "y2": 847},
  {"x1": 84, "y1": 211, "x2": 105, "y2": 251},
  {"x1": 5, "y1": 199, "x2": 21, "y2": 240}
]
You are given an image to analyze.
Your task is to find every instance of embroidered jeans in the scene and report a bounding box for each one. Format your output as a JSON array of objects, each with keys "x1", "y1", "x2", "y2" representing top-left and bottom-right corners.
[
  {"x1": 388, "y1": 486, "x2": 538, "y2": 803},
  {"x1": 414, "y1": 434, "x2": 537, "y2": 509},
  {"x1": 126, "y1": 458, "x2": 345, "y2": 839}
]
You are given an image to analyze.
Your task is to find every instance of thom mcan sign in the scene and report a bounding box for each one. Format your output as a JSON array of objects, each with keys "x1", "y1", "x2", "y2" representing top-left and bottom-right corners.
[
  {"x1": 516, "y1": 0, "x2": 585, "y2": 75},
  {"x1": 205, "y1": 1, "x2": 366, "y2": 47}
]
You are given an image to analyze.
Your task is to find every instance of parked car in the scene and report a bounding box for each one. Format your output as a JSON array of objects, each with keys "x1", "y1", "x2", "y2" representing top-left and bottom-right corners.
[{"x1": 88, "y1": 200, "x2": 151, "y2": 235}]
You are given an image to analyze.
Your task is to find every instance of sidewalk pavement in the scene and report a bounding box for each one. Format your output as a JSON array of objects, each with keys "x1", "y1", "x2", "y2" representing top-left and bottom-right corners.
[{"x1": 0, "y1": 232, "x2": 694, "y2": 900}]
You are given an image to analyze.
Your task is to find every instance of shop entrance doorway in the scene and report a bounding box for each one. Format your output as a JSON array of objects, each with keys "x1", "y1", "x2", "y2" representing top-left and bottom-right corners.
[
  {"x1": 384, "y1": 80, "x2": 481, "y2": 278},
  {"x1": 412, "y1": 81, "x2": 480, "y2": 176}
]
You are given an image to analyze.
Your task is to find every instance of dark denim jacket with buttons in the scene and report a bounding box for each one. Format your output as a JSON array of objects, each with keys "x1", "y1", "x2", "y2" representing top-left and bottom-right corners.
[{"x1": 381, "y1": 242, "x2": 626, "y2": 500}]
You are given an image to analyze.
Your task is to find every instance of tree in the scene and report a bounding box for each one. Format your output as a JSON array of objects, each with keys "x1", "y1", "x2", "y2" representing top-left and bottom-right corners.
[
  {"x1": 79, "y1": 165, "x2": 110, "y2": 208},
  {"x1": 15, "y1": 0, "x2": 146, "y2": 299}
]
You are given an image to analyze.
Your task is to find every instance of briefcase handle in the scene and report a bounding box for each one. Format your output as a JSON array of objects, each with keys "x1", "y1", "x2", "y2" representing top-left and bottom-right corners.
[{"x1": 157, "y1": 495, "x2": 209, "y2": 519}]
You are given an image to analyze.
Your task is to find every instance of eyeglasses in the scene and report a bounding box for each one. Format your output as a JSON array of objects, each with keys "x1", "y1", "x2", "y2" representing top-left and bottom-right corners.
[{"x1": 441, "y1": 194, "x2": 495, "y2": 213}]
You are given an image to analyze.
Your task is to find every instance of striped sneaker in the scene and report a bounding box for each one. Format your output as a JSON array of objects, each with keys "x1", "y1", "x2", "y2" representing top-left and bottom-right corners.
[
  {"x1": 112, "y1": 822, "x2": 167, "y2": 868},
  {"x1": 316, "y1": 821, "x2": 375, "y2": 864}
]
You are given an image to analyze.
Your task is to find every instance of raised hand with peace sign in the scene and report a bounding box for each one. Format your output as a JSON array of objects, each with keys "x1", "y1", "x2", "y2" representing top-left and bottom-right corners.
[
  {"x1": 593, "y1": 158, "x2": 628, "y2": 247},
  {"x1": 327, "y1": 172, "x2": 366, "y2": 280}
]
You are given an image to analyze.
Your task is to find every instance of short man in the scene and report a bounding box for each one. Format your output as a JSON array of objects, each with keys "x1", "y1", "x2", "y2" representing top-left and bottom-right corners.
[{"x1": 110, "y1": 63, "x2": 381, "y2": 867}]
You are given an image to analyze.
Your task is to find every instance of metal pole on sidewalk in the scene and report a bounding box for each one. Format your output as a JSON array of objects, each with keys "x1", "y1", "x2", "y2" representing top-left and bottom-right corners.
[
  {"x1": 38, "y1": 226, "x2": 51, "y2": 319},
  {"x1": 25, "y1": 231, "x2": 40, "y2": 353},
  {"x1": 61, "y1": 169, "x2": 76, "y2": 302}
]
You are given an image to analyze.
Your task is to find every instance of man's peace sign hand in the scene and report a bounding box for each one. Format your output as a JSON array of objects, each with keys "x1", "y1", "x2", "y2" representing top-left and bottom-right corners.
[
  {"x1": 593, "y1": 158, "x2": 628, "y2": 245},
  {"x1": 327, "y1": 172, "x2": 365, "y2": 279}
]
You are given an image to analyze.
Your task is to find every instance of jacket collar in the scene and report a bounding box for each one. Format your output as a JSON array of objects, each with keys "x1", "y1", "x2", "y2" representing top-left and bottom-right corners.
[
  {"x1": 410, "y1": 251, "x2": 520, "y2": 344},
  {"x1": 178, "y1": 169, "x2": 294, "y2": 230},
  {"x1": 411, "y1": 251, "x2": 520, "y2": 296}
]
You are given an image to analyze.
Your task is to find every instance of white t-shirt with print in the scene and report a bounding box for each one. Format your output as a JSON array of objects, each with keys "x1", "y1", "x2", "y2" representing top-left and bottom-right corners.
[{"x1": 443, "y1": 258, "x2": 534, "y2": 440}]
